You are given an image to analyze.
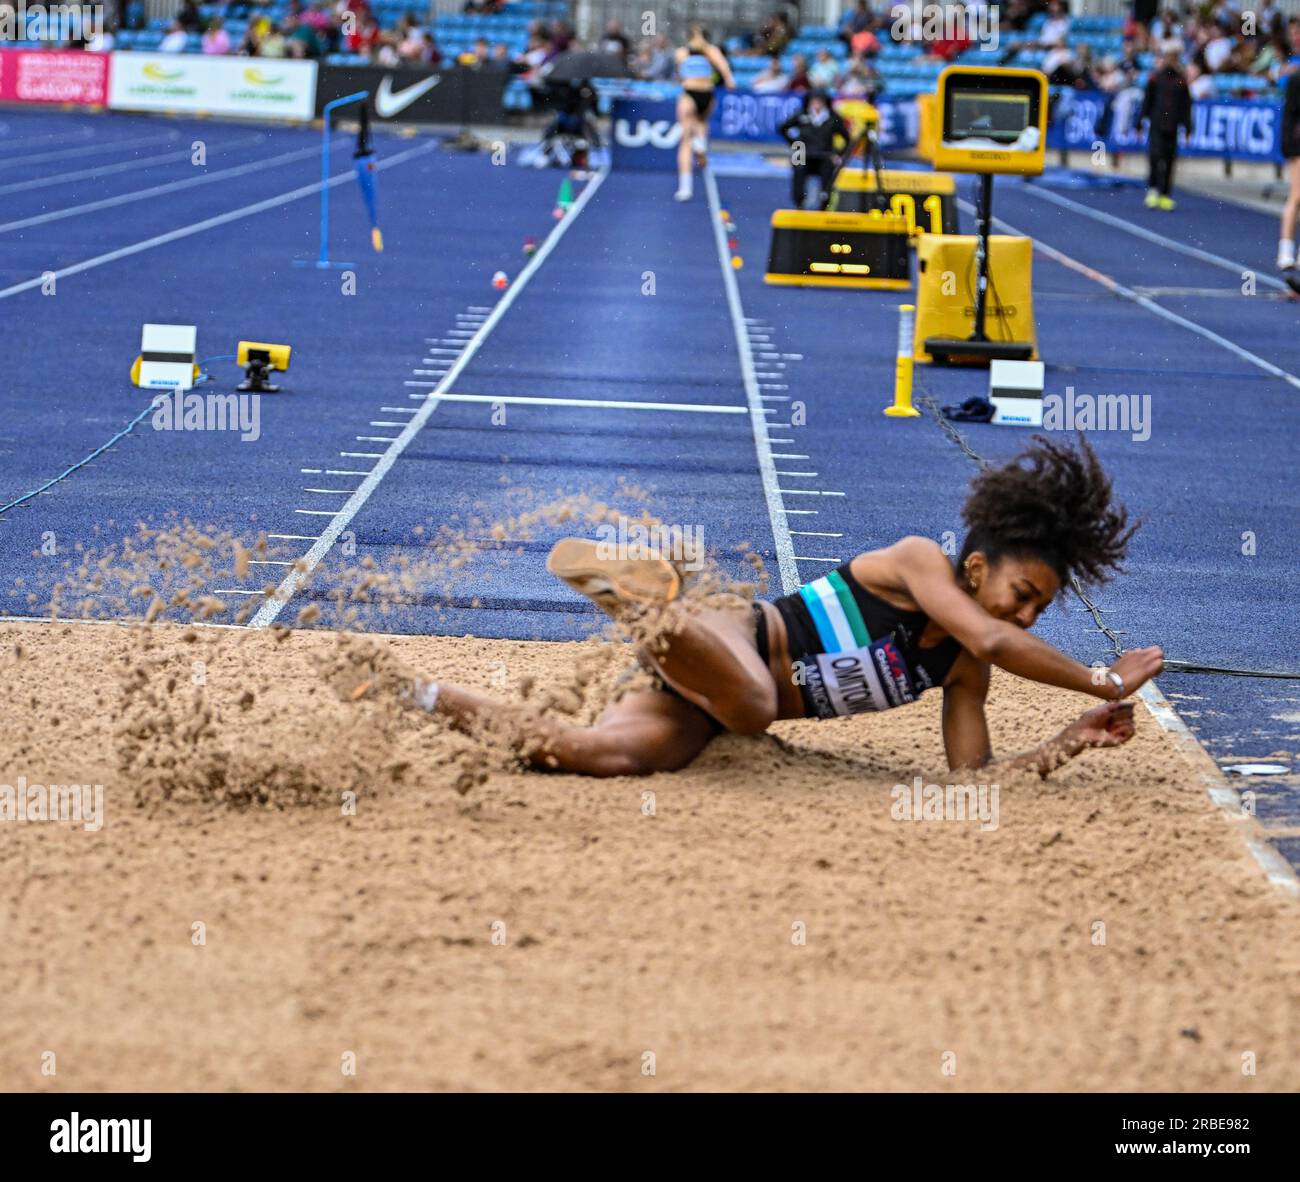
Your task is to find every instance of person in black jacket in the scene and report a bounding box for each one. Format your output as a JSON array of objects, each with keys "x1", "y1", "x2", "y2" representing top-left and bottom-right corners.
[
  {"x1": 1139, "y1": 43, "x2": 1193, "y2": 210},
  {"x1": 779, "y1": 91, "x2": 851, "y2": 209},
  {"x1": 1278, "y1": 64, "x2": 1300, "y2": 291}
]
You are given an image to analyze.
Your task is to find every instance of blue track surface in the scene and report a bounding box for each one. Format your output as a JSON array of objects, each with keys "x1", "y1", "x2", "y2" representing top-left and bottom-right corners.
[{"x1": 1, "y1": 109, "x2": 1296, "y2": 840}]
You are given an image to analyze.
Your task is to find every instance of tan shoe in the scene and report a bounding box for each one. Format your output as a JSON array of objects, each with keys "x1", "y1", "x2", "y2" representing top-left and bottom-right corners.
[{"x1": 547, "y1": 538, "x2": 681, "y2": 612}]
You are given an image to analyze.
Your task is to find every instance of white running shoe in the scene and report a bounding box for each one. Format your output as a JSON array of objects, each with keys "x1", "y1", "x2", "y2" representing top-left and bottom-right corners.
[
  {"x1": 674, "y1": 184, "x2": 692, "y2": 202},
  {"x1": 1278, "y1": 240, "x2": 1297, "y2": 270}
]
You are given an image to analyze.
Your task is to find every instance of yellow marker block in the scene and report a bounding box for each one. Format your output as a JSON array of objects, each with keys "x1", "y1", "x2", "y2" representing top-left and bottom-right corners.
[
  {"x1": 885, "y1": 304, "x2": 921, "y2": 418},
  {"x1": 731, "y1": 255, "x2": 743, "y2": 269},
  {"x1": 371, "y1": 227, "x2": 384, "y2": 253}
]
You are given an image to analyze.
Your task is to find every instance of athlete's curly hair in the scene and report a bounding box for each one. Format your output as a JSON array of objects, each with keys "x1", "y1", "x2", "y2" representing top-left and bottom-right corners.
[{"x1": 958, "y1": 434, "x2": 1137, "y2": 591}]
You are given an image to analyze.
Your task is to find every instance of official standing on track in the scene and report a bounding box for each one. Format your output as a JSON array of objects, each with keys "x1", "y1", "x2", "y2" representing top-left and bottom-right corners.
[
  {"x1": 778, "y1": 91, "x2": 850, "y2": 210},
  {"x1": 1139, "y1": 41, "x2": 1193, "y2": 212},
  {"x1": 1278, "y1": 59, "x2": 1300, "y2": 291}
]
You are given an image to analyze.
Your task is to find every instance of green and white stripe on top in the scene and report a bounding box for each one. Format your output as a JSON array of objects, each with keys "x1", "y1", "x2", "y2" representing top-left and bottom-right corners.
[{"x1": 798, "y1": 569, "x2": 871, "y2": 653}]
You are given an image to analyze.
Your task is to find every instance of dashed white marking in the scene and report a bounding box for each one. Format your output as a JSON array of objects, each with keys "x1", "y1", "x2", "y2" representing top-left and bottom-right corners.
[
  {"x1": 400, "y1": 390, "x2": 747, "y2": 414},
  {"x1": 248, "y1": 166, "x2": 610, "y2": 628},
  {"x1": 790, "y1": 530, "x2": 843, "y2": 537},
  {"x1": 294, "y1": 509, "x2": 339, "y2": 516},
  {"x1": 776, "y1": 470, "x2": 817, "y2": 477},
  {"x1": 793, "y1": 555, "x2": 841, "y2": 563},
  {"x1": 356, "y1": 435, "x2": 398, "y2": 443},
  {"x1": 780, "y1": 488, "x2": 845, "y2": 497},
  {"x1": 267, "y1": 533, "x2": 319, "y2": 541},
  {"x1": 771, "y1": 453, "x2": 809, "y2": 459},
  {"x1": 303, "y1": 488, "x2": 355, "y2": 495},
  {"x1": 340, "y1": 452, "x2": 383, "y2": 458}
]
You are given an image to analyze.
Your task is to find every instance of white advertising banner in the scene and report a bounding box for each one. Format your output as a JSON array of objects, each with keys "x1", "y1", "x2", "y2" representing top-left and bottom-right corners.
[{"x1": 108, "y1": 53, "x2": 317, "y2": 121}]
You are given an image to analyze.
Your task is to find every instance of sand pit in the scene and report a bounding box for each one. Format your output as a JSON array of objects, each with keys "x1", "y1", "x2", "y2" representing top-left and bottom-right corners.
[{"x1": 1, "y1": 617, "x2": 1297, "y2": 1093}]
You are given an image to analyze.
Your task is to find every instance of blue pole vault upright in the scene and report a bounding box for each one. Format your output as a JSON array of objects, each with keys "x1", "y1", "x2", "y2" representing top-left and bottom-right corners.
[{"x1": 296, "y1": 89, "x2": 369, "y2": 269}]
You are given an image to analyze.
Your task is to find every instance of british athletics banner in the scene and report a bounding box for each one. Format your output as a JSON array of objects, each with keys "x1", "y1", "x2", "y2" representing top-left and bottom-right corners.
[{"x1": 1048, "y1": 89, "x2": 1285, "y2": 162}]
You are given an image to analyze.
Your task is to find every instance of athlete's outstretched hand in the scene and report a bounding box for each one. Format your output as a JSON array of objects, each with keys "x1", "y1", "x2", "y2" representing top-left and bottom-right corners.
[
  {"x1": 1108, "y1": 646, "x2": 1164, "y2": 697},
  {"x1": 1065, "y1": 701, "x2": 1137, "y2": 750}
]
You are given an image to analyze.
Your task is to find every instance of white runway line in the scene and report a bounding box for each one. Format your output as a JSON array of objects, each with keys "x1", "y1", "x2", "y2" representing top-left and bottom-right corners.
[
  {"x1": 967, "y1": 200, "x2": 1300, "y2": 391},
  {"x1": 267, "y1": 533, "x2": 320, "y2": 541},
  {"x1": 340, "y1": 451, "x2": 383, "y2": 458},
  {"x1": 790, "y1": 530, "x2": 843, "y2": 537},
  {"x1": 0, "y1": 132, "x2": 266, "y2": 197},
  {"x1": 706, "y1": 170, "x2": 798, "y2": 595},
  {"x1": 248, "y1": 166, "x2": 611, "y2": 628},
  {"x1": 793, "y1": 555, "x2": 841, "y2": 563},
  {"x1": 0, "y1": 140, "x2": 437, "y2": 303},
  {"x1": 0, "y1": 130, "x2": 180, "y2": 170},
  {"x1": 401, "y1": 390, "x2": 746, "y2": 414},
  {"x1": 0, "y1": 137, "x2": 328, "y2": 236},
  {"x1": 1018, "y1": 183, "x2": 1291, "y2": 294}
]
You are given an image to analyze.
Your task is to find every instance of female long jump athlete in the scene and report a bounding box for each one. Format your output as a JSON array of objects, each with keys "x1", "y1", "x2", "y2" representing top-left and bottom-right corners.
[
  {"x1": 673, "y1": 23, "x2": 734, "y2": 202},
  {"x1": 405, "y1": 437, "x2": 1164, "y2": 778}
]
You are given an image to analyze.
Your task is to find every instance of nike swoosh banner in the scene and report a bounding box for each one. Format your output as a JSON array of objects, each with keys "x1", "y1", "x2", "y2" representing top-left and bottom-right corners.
[{"x1": 315, "y1": 65, "x2": 509, "y2": 125}]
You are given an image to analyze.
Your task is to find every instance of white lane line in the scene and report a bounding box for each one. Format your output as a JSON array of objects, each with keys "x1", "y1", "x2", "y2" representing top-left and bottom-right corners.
[
  {"x1": 1139, "y1": 680, "x2": 1300, "y2": 897},
  {"x1": 1018, "y1": 183, "x2": 1291, "y2": 294},
  {"x1": 425, "y1": 348, "x2": 462, "y2": 354},
  {"x1": 781, "y1": 353, "x2": 804, "y2": 360},
  {"x1": 779, "y1": 508, "x2": 818, "y2": 515},
  {"x1": 793, "y1": 555, "x2": 841, "y2": 563},
  {"x1": 466, "y1": 305, "x2": 491, "y2": 312},
  {"x1": 249, "y1": 560, "x2": 295, "y2": 566},
  {"x1": 771, "y1": 453, "x2": 809, "y2": 459},
  {"x1": 340, "y1": 451, "x2": 383, "y2": 458},
  {"x1": 706, "y1": 170, "x2": 797, "y2": 594},
  {"x1": 780, "y1": 488, "x2": 845, "y2": 496},
  {"x1": 303, "y1": 488, "x2": 355, "y2": 495},
  {"x1": 301, "y1": 468, "x2": 323, "y2": 474},
  {"x1": 248, "y1": 166, "x2": 610, "y2": 628},
  {"x1": 412, "y1": 369, "x2": 447, "y2": 376},
  {"x1": 401, "y1": 390, "x2": 746, "y2": 414},
  {"x1": 761, "y1": 395, "x2": 791, "y2": 402},
  {"x1": 0, "y1": 126, "x2": 94, "y2": 152},
  {"x1": 212, "y1": 588, "x2": 264, "y2": 596},
  {"x1": 967, "y1": 200, "x2": 1300, "y2": 391},
  {"x1": 776, "y1": 470, "x2": 818, "y2": 477},
  {"x1": 379, "y1": 407, "x2": 417, "y2": 414},
  {"x1": 0, "y1": 130, "x2": 180, "y2": 171},
  {"x1": 0, "y1": 140, "x2": 437, "y2": 303},
  {"x1": 790, "y1": 530, "x2": 843, "y2": 537},
  {"x1": 294, "y1": 509, "x2": 338, "y2": 516},
  {"x1": 267, "y1": 533, "x2": 320, "y2": 541},
  {"x1": 0, "y1": 137, "x2": 328, "y2": 236},
  {"x1": 356, "y1": 435, "x2": 398, "y2": 442},
  {"x1": 368, "y1": 421, "x2": 407, "y2": 428}
]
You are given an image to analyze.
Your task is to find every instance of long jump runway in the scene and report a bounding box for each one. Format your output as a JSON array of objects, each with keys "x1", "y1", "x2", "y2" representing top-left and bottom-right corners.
[{"x1": 2, "y1": 111, "x2": 1300, "y2": 1094}]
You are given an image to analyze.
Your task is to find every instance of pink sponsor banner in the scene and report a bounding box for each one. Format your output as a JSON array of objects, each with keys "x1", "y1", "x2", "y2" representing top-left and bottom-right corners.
[{"x1": 0, "y1": 49, "x2": 109, "y2": 106}]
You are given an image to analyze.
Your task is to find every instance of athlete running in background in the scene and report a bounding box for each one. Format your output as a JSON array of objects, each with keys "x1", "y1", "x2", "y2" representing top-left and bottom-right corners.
[
  {"x1": 1278, "y1": 62, "x2": 1300, "y2": 292},
  {"x1": 673, "y1": 23, "x2": 734, "y2": 202},
  {"x1": 402, "y1": 437, "x2": 1165, "y2": 778}
]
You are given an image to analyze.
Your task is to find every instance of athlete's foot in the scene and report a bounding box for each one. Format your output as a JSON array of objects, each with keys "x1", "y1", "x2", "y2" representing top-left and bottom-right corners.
[
  {"x1": 1144, "y1": 188, "x2": 1159, "y2": 208},
  {"x1": 674, "y1": 186, "x2": 692, "y2": 202},
  {"x1": 1157, "y1": 195, "x2": 1175, "y2": 211},
  {"x1": 547, "y1": 538, "x2": 681, "y2": 617}
]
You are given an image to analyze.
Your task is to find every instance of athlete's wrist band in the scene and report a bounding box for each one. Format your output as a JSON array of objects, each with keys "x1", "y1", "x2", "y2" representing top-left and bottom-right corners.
[{"x1": 1104, "y1": 670, "x2": 1126, "y2": 699}]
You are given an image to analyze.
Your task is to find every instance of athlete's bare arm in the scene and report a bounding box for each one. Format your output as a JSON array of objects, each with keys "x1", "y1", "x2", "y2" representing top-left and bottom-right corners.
[
  {"x1": 707, "y1": 45, "x2": 735, "y2": 88},
  {"x1": 888, "y1": 537, "x2": 1162, "y2": 700}
]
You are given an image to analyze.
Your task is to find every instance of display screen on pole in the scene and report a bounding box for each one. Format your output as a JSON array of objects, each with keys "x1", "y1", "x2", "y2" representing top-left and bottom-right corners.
[{"x1": 934, "y1": 67, "x2": 1047, "y2": 176}]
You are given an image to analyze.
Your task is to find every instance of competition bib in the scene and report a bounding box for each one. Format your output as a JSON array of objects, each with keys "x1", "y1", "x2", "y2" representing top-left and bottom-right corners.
[{"x1": 798, "y1": 635, "x2": 920, "y2": 719}]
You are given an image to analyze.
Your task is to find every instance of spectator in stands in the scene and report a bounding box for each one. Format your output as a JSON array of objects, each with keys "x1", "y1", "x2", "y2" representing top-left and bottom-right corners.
[
  {"x1": 839, "y1": 55, "x2": 881, "y2": 99},
  {"x1": 1049, "y1": 43, "x2": 1097, "y2": 88},
  {"x1": 1202, "y1": 18, "x2": 1236, "y2": 72},
  {"x1": 178, "y1": 0, "x2": 202, "y2": 34},
  {"x1": 839, "y1": 0, "x2": 874, "y2": 46},
  {"x1": 787, "y1": 52, "x2": 812, "y2": 92},
  {"x1": 755, "y1": 12, "x2": 793, "y2": 56},
  {"x1": 397, "y1": 19, "x2": 426, "y2": 61},
  {"x1": 87, "y1": 23, "x2": 116, "y2": 51},
  {"x1": 467, "y1": 36, "x2": 491, "y2": 64},
  {"x1": 202, "y1": 16, "x2": 231, "y2": 55},
  {"x1": 347, "y1": 14, "x2": 381, "y2": 56},
  {"x1": 1148, "y1": 7, "x2": 1181, "y2": 44},
  {"x1": 850, "y1": 23, "x2": 881, "y2": 58},
  {"x1": 809, "y1": 47, "x2": 843, "y2": 91},
  {"x1": 638, "y1": 34, "x2": 675, "y2": 80},
  {"x1": 1251, "y1": 25, "x2": 1291, "y2": 78},
  {"x1": 600, "y1": 20, "x2": 631, "y2": 61},
  {"x1": 263, "y1": 24, "x2": 289, "y2": 56},
  {"x1": 374, "y1": 31, "x2": 401, "y2": 66},
  {"x1": 1119, "y1": 38, "x2": 1143, "y2": 82},
  {"x1": 1140, "y1": 40, "x2": 1193, "y2": 210},
  {"x1": 751, "y1": 56, "x2": 790, "y2": 92},
  {"x1": 780, "y1": 91, "x2": 850, "y2": 209},
  {"x1": 159, "y1": 19, "x2": 189, "y2": 52},
  {"x1": 1186, "y1": 57, "x2": 1215, "y2": 98},
  {"x1": 488, "y1": 43, "x2": 514, "y2": 70},
  {"x1": 924, "y1": 4, "x2": 973, "y2": 63},
  {"x1": 286, "y1": 15, "x2": 324, "y2": 57}
]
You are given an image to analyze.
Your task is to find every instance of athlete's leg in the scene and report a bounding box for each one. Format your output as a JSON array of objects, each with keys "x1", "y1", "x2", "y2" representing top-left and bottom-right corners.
[
  {"x1": 641, "y1": 607, "x2": 779, "y2": 736},
  {"x1": 1279, "y1": 158, "x2": 1299, "y2": 270},
  {"x1": 546, "y1": 539, "x2": 778, "y2": 735},
  {"x1": 407, "y1": 678, "x2": 718, "y2": 775},
  {"x1": 675, "y1": 94, "x2": 696, "y2": 199}
]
